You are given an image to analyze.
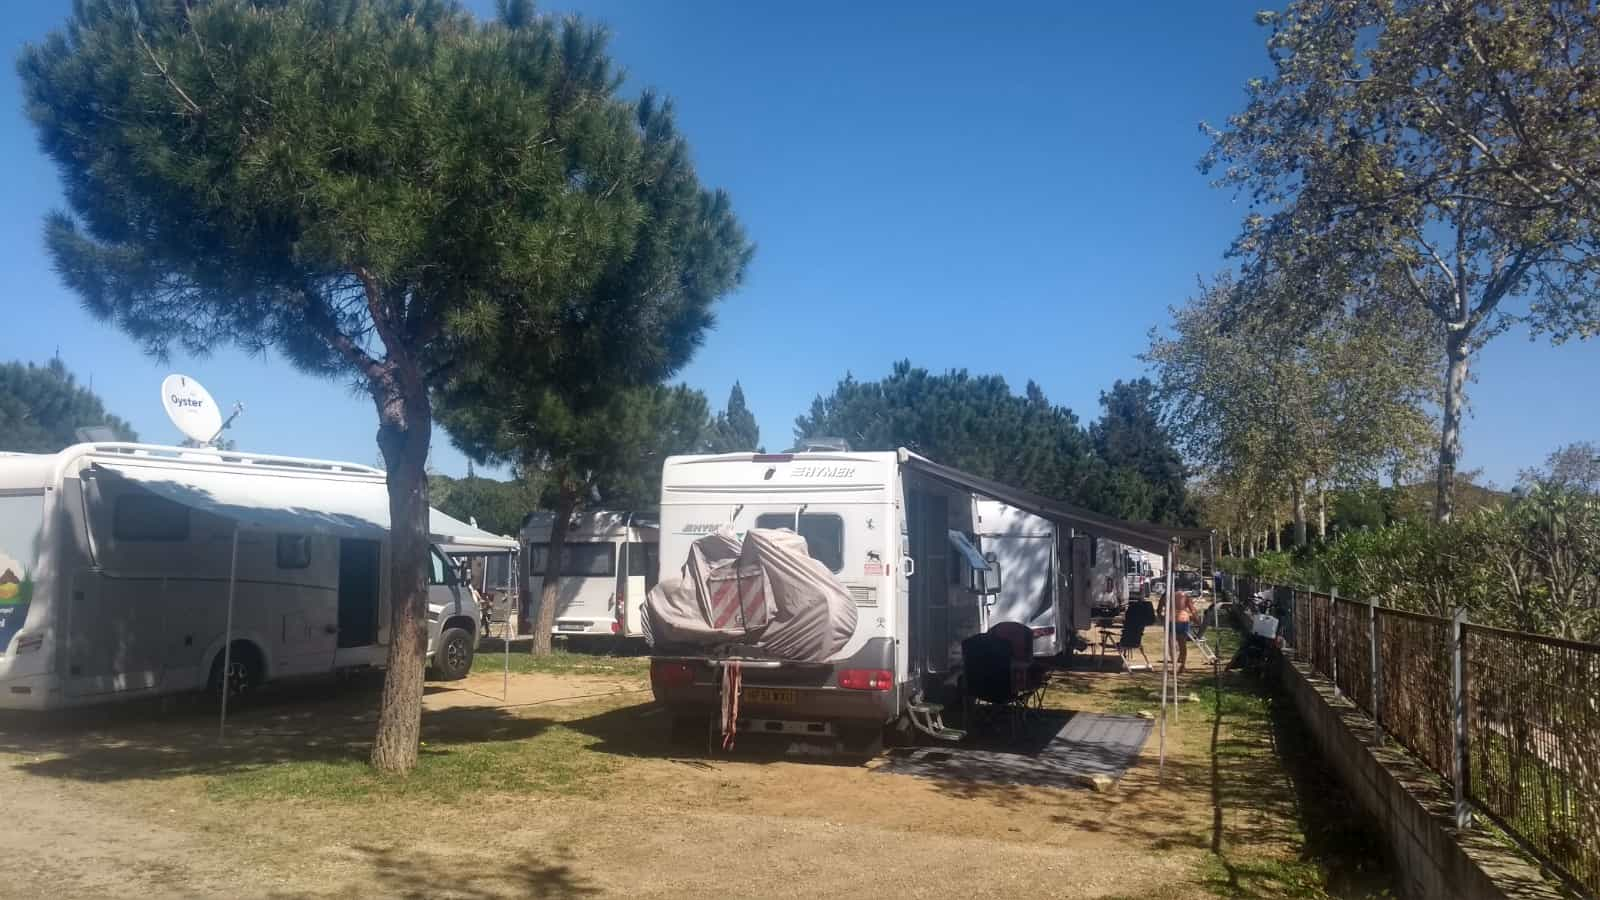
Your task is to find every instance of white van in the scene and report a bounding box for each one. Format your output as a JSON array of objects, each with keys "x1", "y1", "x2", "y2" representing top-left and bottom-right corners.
[
  {"x1": 0, "y1": 443, "x2": 514, "y2": 711},
  {"x1": 521, "y1": 511, "x2": 658, "y2": 639}
]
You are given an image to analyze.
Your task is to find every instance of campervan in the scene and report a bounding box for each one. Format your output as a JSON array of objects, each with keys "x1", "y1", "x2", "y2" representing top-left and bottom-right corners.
[
  {"x1": 521, "y1": 511, "x2": 658, "y2": 640},
  {"x1": 0, "y1": 443, "x2": 513, "y2": 711},
  {"x1": 973, "y1": 500, "x2": 1066, "y2": 658},
  {"x1": 647, "y1": 449, "x2": 1001, "y2": 750}
]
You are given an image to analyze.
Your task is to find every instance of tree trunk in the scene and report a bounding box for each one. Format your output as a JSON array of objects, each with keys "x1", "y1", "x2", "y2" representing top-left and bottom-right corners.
[
  {"x1": 1436, "y1": 330, "x2": 1471, "y2": 524},
  {"x1": 1271, "y1": 519, "x2": 1281, "y2": 553},
  {"x1": 531, "y1": 481, "x2": 577, "y2": 656},
  {"x1": 1291, "y1": 480, "x2": 1307, "y2": 548},
  {"x1": 370, "y1": 374, "x2": 432, "y2": 775},
  {"x1": 1317, "y1": 487, "x2": 1327, "y2": 541}
]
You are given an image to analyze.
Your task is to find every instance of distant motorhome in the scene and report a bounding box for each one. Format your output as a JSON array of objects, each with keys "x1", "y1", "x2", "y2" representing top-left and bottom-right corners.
[
  {"x1": 521, "y1": 511, "x2": 658, "y2": 640},
  {"x1": 0, "y1": 443, "x2": 513, "y2": 711}
]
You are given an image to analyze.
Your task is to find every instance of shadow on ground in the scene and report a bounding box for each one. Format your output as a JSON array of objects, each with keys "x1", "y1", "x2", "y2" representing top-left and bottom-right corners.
[
  {"x1": 0, "y1": 675, "x2": 557, "y2": 783},
  {"x1": 268, "y1": 846, "x2": 599, "y2": 899}
]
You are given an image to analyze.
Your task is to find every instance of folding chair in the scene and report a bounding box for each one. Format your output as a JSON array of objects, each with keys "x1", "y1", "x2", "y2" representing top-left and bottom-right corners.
[{"x1": 1098, "y1": 622, "x2": 1153, "y2": 673}]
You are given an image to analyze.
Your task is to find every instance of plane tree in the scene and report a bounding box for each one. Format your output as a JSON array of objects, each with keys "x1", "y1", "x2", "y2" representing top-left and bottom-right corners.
[
  {"x1": 1204, "y1": 0, "x2": 1600, "y2": 521},
  {"x1": 19, "y1": 0, "x2": 738, "y2": 771}
]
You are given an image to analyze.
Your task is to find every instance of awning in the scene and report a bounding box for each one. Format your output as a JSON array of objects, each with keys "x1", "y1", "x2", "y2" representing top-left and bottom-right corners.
[
  {"x1": 898, "y1": 449, "x2": 1205, "y2": 556},
  {"x1": 429, "y1": 509, "x2": 517, "y2": 552},
  {"x1": 93, "y1": 461, "x2": 516, "y2": 550}
]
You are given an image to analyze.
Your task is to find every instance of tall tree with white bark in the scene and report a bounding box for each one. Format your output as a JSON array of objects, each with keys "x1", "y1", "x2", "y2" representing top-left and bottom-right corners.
[{"x1": 1205, "y1": 0, "x2": 1600, "y2": 522}]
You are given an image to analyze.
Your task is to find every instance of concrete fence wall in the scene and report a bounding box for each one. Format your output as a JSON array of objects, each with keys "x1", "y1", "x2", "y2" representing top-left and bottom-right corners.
[{"x1": 1276, "y1": 652, "x2": 1571, "y2": 900}]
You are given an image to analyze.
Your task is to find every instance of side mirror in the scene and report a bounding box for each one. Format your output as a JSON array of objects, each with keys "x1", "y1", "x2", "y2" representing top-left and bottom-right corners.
[{"x1": 979, "y1": 552, "x2": 1002, "y2": 597}]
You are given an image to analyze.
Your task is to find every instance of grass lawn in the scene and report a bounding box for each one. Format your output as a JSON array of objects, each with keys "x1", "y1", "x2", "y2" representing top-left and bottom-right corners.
[
  {"x1": 2, "y1": 613, "x2": 1405, "y2": 898},
  {"x1": 471, "y1": 641, "x2": 651, "y2": 679}
]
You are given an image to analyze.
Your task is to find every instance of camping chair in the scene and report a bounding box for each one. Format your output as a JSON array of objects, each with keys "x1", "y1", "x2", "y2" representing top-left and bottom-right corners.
[
  {"x1": 1097, "y1": 622, "x2": 1154, "y2": 673},
  {"x1": 961, "y1": 629, "x2": 1041, "y2": 741},
  {"x1": 989, "y1": 621, "x2": 1048, "y2": 708}
]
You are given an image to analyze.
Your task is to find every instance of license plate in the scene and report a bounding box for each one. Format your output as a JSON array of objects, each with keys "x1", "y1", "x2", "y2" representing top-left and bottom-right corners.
[
  {"x1": 556, "y1": 622, "x2": 586, "y2": 632},
  {"x1": 743, "y1": 687, "x2": 796, "y2": 705}
]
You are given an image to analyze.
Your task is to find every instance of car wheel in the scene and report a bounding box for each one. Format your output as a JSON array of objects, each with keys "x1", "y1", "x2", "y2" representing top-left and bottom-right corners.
[{"x1": 430, "y1": 626, "x2": 474, "y2": 681}]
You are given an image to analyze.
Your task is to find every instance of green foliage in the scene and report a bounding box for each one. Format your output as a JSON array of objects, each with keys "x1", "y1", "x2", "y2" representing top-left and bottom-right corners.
[
  {"x1": 0, "y1": 358, "x2": 137, "y2": 452},
  {"x1": 1147, "y1": 272, "x2": 1437, "y2": 547},
  {"x1": 428, "y1": 472, "x2": 539, "y2": 538},
  {"x1": 795, "y1": 361, "x2": 1156, "y2": 520},
  {"x1": 1206, "y1": 0, "x2": 1600, "y2": 521},
  {"x1": 441, "y1": 381, "x2": 715, "y2": 512},
  {"x1": 1236, "y1": 485, "x2": 1600, "y2": 641},
  {"x1": 20, "y1": 0, "x2": 747, "y2": 768},
  {"x1": 1091, "y1": 378, "x2": 1192, "y2": 525},
  {"x1": 705, "y1": 382, "x2": 761, "y2": 453}
]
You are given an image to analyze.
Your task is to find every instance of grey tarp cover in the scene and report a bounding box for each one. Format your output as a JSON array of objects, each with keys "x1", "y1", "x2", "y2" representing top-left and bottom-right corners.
[{"x1": 643, "y1": 528, "x2": 858, "y2": 662}]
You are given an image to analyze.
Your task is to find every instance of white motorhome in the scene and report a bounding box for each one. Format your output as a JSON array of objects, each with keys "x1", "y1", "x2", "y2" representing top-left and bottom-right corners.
[
  {"x1": 1080, "y1": 537, "x2": 1130, "y2": 618},
  {"x1": 520, "y1": 511, "x2": 658, "y2": 640},
  {"x1": 649, "y1": 449, "x2": 1002, "y2": 749},
  {"x1": 0, "y1": 443, "x2": 514, "y2": 711},
  {"x1": 973, "y1": 500, "x2": 1068, "y2": 658},
  {"x1": 1121, "y1": 549, "x2": 1155, "y2": 600}
]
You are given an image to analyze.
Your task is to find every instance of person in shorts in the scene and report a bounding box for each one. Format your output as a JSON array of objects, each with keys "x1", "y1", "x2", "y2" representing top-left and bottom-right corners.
[{"x1": 1173, "y1": 590, "x2": 1197, "y2": 673}]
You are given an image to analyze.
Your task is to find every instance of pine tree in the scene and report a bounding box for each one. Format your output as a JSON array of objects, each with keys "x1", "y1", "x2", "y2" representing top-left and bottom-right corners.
[
  {"x1": 1091, "y1": 379, "x2": 1192, "y2": 526},
  {"x1": 706, "y1": 382, "x2": 760, "y2": 452},
  {"x1": 0, "y1": 359, "x2": 137, "y2": 452},
  {"x1": 20, "y1": 0, "x2": 745, "y2": 771}
]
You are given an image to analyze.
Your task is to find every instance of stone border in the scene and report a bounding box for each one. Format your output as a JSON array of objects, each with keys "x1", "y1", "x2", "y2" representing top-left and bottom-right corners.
[{"x1": 1276, "y1": 652, "x2": 1576, "y2": 900}]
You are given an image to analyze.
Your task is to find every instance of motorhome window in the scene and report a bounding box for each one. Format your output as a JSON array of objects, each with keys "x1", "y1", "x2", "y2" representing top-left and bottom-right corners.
[
  {"x1": 753, "y1": 513, "x2": 844, "y2": 573},
  {"x1": 276, "y1": 535, "x2": 312, "y2": 569},
  {"x1": 526, "y1": 542, "x2": 616, "y2": 577},
  {"x1": 113, "y1": 493, "x2": 190, "y2": 541},
  {"x1": 1089, "y1": 537, "x2": 1098, "y2": 566},
  {"x1": 428, "y1": 548, "x2": 456, "y2": 586}
]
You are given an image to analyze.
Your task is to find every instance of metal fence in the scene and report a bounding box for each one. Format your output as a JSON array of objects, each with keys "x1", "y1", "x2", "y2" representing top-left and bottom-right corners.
[{"x1": 1277, "y1": 588, "x2": 1600, "y2": 897}]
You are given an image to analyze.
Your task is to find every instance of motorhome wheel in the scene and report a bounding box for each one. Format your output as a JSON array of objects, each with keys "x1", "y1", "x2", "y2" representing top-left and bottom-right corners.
[{"x1": 208, "y1": 643, "x2": 262, "y2": 701}]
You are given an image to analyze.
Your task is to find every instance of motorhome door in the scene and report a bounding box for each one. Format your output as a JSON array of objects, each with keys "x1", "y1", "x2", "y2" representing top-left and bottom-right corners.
[{"x1": 337, "y1": 539, "x2": 381, "y2": 648}]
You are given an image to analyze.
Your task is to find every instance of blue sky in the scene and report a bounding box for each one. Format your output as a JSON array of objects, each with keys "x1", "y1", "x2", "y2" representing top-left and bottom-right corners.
[{"x1": 3, "y1": 0, "x2": 1595, "y2": 487}]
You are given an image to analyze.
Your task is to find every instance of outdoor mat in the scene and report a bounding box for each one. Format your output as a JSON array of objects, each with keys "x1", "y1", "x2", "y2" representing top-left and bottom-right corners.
[{"x1": 874, "y1": 711, "x2": 1153, "y2": 789}]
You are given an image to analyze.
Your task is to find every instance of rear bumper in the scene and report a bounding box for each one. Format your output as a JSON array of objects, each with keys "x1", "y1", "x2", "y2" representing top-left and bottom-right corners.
[
  {"x1": 553, "y1": 617, "x2": 618, "y2": 637},
  {"x1": 651, "y1": 637, "x2": 899, "y2": 727}
]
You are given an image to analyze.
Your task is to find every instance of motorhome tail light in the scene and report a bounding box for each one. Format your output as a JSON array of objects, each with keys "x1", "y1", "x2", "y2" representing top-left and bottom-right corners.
[
  {"x1": 752, "y1": 454, "x2": 793, "y2": 463},
  {"x1": 651, "y1": 661, "x2": 696, "y2": 689},
  {"x1": 837, "y1": 669, "x2": 893, "y2": 691}
]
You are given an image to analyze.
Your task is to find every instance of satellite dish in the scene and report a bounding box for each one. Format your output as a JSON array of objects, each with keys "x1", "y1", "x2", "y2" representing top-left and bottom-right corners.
[{"x1": 160, "y1": 374, "x2": 223, "y2": 445}]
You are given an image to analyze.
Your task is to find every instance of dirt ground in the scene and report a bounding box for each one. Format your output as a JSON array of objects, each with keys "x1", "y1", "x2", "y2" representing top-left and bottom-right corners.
[{"x1": 0, "y1": 630, "x2": 1394, "y2": 900}]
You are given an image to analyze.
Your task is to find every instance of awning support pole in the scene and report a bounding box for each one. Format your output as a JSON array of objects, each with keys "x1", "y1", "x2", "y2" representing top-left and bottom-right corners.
[
  {"x1": 219, "y1": 524, "x2": 240, "y2": 743},
  {"x1": 504, "y1": 547, "x2": 517, "y2": 702},
  {"x1": 1159, "y1": 545, "x2": 1175, "y2": 782}
]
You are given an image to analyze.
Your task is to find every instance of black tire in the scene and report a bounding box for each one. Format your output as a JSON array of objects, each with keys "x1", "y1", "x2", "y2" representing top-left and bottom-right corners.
[
  {"x1": 430, "y1": 626, "x2": 474, "y2": 681},
  {"x1": 208, "y1": 642, "x2": 263, "y2": 703}
]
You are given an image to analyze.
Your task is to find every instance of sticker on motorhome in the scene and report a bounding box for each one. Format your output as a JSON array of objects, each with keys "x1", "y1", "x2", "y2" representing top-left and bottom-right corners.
[
  {"x1": 790, "y1": 465, "x2": 855, "y2": 479},
  {"x1": 863, "y1": 562, "x2": 884, "y2": 576},
  {"x1": 0, "y1": 551, "x2": 31, "y2": 653}
]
